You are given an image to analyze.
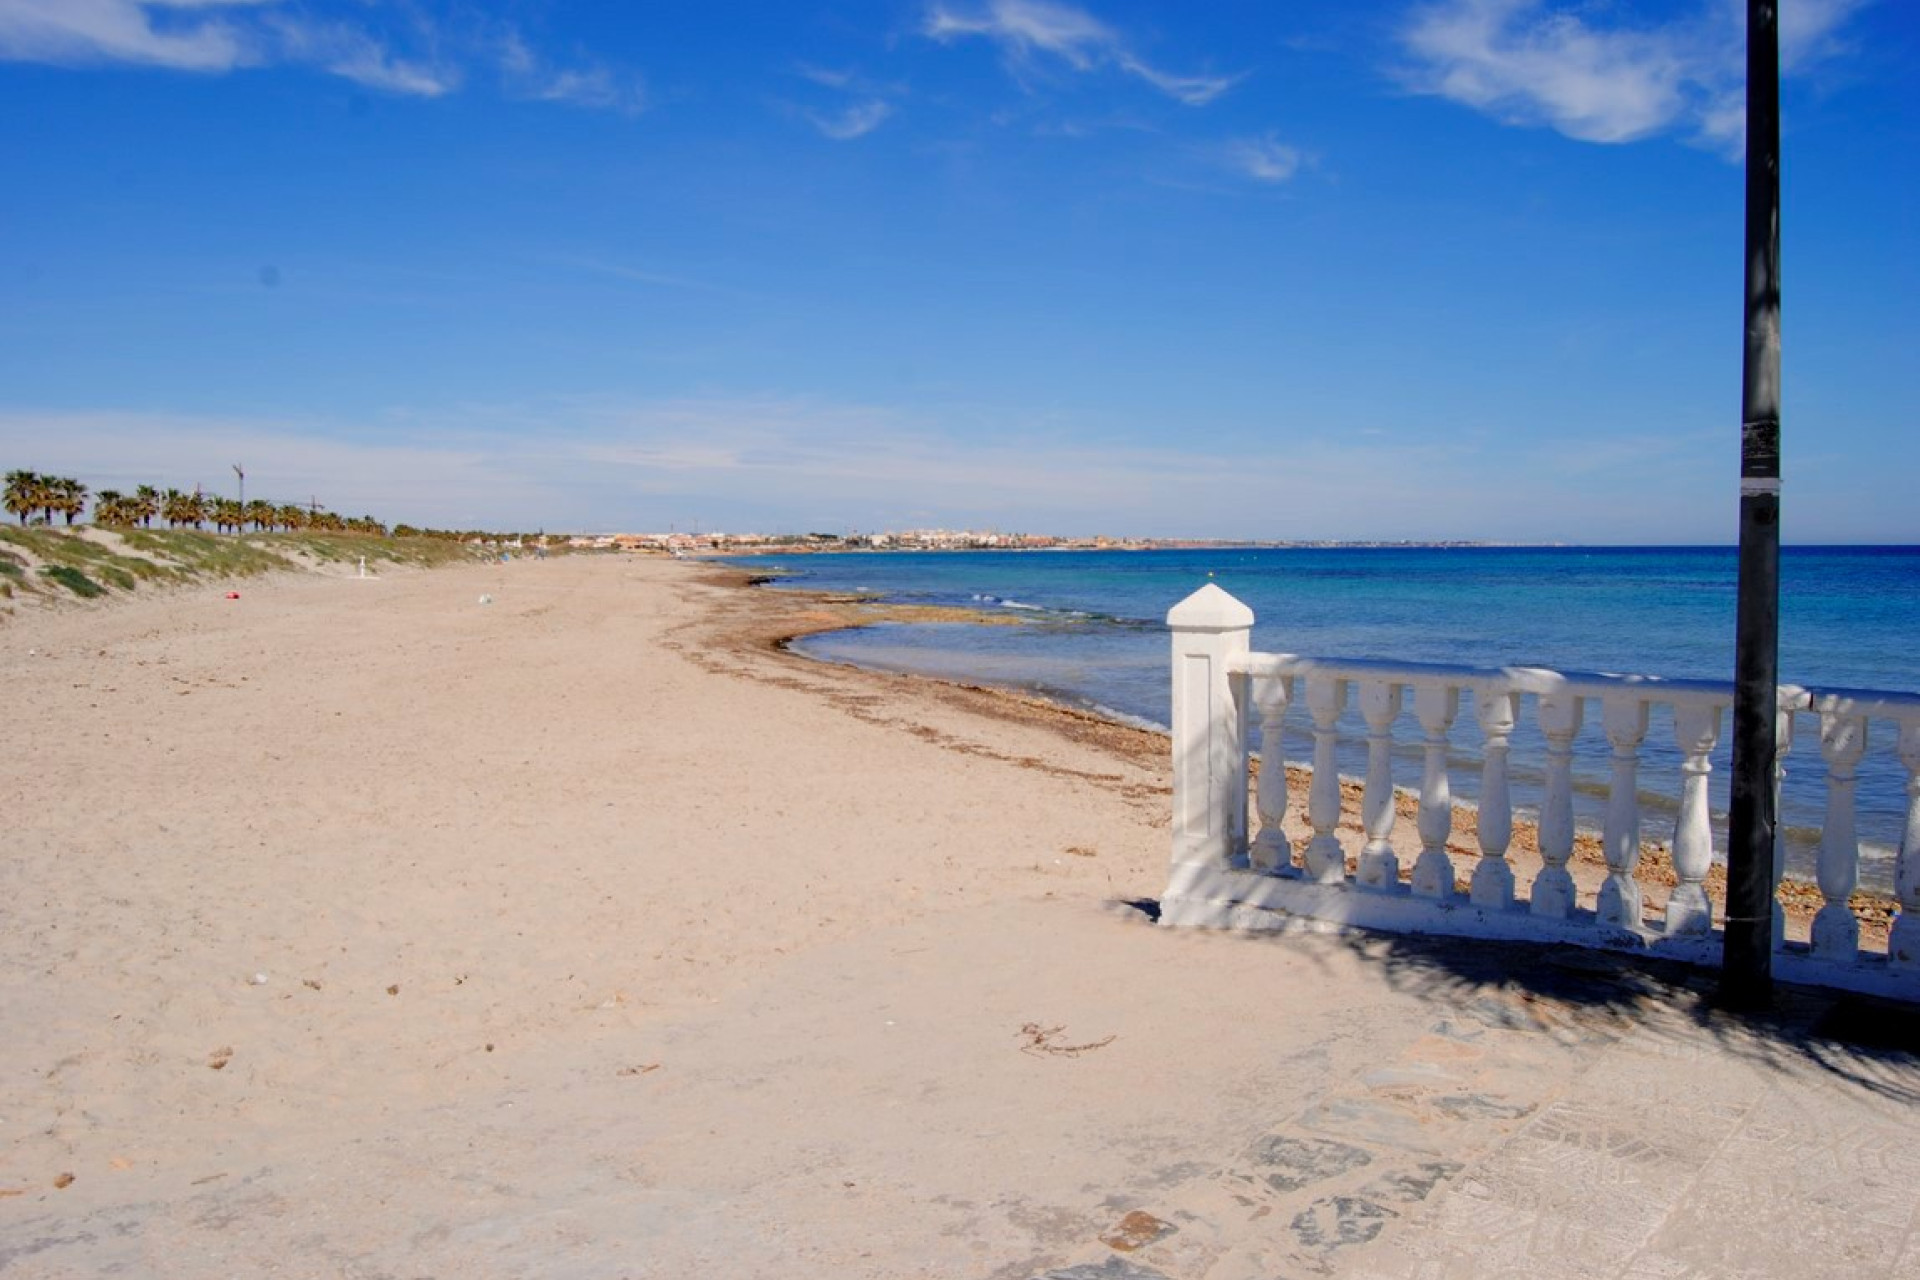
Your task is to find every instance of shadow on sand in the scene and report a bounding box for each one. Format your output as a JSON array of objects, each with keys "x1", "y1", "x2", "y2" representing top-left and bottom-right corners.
[{"x1": 1122, "y1": 897, "x2": 1920, "y2": 1106}]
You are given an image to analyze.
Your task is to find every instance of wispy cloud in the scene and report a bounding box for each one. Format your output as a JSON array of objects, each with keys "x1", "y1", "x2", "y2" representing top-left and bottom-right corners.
[
  {"x1": 1395, "y1": 0, "x2": 1869, "y2": 153},
  {"x1": 494, "y1": 28, "x2": 644, "y2": 114},
  {"x1": 807, "y1": 98, "x2": 892, "y2": 140},
  {"x1": 1222, "y1": 133, "x2": 1305, "y2": 183},
  {"x1": 266, "y1": 12, "x2": 456, "y2": 97},
  {"x1": 925, "y1": 0, "x2": 1239, "y2": 106},
  {"x1": 0, "y1": 0, "x2": 643, "y2": 110},
  {"x1": 787, "y1": 61, "x2": 898, "y2": 141}
]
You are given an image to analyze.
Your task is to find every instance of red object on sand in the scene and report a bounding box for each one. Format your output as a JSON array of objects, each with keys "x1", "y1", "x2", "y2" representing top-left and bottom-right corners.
[{"x1": 225, "y1": 591, "x2": 240, "y2": 600}]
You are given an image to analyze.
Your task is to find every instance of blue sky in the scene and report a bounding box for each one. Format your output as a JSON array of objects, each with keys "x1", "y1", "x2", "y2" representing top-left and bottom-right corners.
[{"x1": 0, "y1": 0, "x2": 1912, "y2": 540}]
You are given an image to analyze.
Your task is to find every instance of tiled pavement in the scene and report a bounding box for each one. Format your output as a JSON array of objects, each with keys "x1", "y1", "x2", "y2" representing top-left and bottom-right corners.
[{"x1": 1029, "y1": 943, "x2": 1920, "y2": 1280}]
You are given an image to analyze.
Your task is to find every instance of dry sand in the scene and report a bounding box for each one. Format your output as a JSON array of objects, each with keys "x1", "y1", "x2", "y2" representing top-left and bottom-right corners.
[{"x1": 0, "y1": 554, "x2": 1889, "y2": 1278}]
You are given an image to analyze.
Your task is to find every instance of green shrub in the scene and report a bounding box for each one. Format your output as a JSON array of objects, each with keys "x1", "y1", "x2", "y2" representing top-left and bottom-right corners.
[{"x1": 40, "y1": 565, "x2": 105, "y2": 598}]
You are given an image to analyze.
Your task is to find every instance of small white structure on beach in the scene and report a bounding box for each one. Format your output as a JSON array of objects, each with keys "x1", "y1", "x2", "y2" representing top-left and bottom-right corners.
[{"x1": 1163, "y1": 584, "x2": 1920, "y2": 1001}]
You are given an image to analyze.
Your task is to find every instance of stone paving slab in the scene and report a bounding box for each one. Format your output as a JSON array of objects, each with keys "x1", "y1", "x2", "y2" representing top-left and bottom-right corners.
[{"x1": 1030, "y1": 939, "x2": 1920, "y2": 1280}]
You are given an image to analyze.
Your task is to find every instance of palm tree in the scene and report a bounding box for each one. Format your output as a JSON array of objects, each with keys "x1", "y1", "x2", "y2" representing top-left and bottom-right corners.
[
  {"x1": 210, "y1": 497, "x2": 244, "y2": 534},
  {"x1": 94, "y1": 489, "x2": 128, "y2": 525},
  {"x1": 49, "y1": 476, "x2": 88, "y2": 525},
  {"x1": 4, "y1": 470, "x2": 41, "y2": 526},
  {"x1": 245, "y1": 499, "x2": 275, "y2": 532},
  {"x1": 276, "y1": 503, "x2": 308, "y2": 531},
  {"x1": 134, "y1": 485, "x2": 160, "y2": 528}
]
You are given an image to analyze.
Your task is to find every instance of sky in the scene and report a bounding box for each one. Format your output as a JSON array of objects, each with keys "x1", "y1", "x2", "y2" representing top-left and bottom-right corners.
[{"x1": 0, "y1": 0, "x2": 1913, "y2": 541}]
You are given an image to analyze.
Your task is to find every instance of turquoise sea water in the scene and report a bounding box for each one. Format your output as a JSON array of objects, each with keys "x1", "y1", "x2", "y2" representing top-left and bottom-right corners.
[{"x1": 732, "y1": 547, "x2": 1920, "y2": 889}]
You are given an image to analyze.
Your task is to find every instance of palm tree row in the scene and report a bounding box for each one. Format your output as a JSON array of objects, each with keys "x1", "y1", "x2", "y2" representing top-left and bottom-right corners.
[
  {"x1": 4, "y1": 470, "x2": 92, "y2": 526},
  {"x1": 7, "y1": 470, "x2": 387, "y2": 536}
]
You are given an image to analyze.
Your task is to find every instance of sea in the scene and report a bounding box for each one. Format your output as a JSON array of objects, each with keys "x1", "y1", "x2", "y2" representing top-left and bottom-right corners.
[{"x1": 725, "y1": 546, "x2": 1920, "y2": 891}]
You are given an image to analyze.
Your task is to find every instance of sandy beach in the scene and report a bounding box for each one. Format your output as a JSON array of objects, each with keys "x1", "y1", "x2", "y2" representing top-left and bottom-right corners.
[{"x1": 4, "y1": 553, "x2": 1916, "y2": 1279}]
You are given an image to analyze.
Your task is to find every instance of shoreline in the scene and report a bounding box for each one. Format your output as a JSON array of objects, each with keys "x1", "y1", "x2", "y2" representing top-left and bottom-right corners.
[{"x1": 720, "y1": 565, "x2": 1894, "y2": 947}]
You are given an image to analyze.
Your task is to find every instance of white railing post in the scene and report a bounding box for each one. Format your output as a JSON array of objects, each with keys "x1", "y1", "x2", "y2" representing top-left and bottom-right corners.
[
  {"x1": 1356, "y1": 681, "x2": 1405, "y2": 890},
  {"x1": 1772, "y1": 696, "x2": 1796, "y2": 950},
  {"x1": 1891, "y1": 719, "x2": 1920, "y2": 970},
  {"x1": 1598, "y1": 695, "x2": 1651, "y2": 930},
  {"x1": 1249, "y1": 674, "x2": 1296, "y2": 875},
  {"x1": 1303, "y1": 675, "x2": 1350, "y2": 883},
  {"x1": 1167, "y1": 585, "x2": 1255, "y2": 873},
  {"x1": 1665, "y1": 702, "x2": 1723, "y2": 936},
  {"x1": 1532, "y1": 688, "x2": 1583, "y2": 919},
  {"x1": 1813, "y1": 701, "x2": 1867, "y2": 961},
  {"x1": 1412, "y1": 682, "x2": 1460, "y2": 899},
  {"x1": 1471, "y1": 685, "x2": 1519, "y2": 910}
]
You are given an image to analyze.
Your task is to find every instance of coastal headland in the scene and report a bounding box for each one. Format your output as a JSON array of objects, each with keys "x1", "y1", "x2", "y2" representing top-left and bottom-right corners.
[{"x1": 3, "y1": 552, "x2": 1914, "y2": 1278}]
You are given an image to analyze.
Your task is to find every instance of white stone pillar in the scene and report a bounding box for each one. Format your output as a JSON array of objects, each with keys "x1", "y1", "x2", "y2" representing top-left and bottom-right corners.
[
  {"x1": 1167, "y1": 584, "x2": 1255, "y2": 873},
  {"x1": 1471, "y1": 685, "x2": 1519, "y2": 910},
  {"x1": 1665, "y1": 702, "x2": 1723, "y2": 936},
  {"x1": 1891, "y1": 719, "x2": 1920, "y2": 970},
  {"x1": 1356, "y1": 680, "x2": 1405, "y2": 891},
  {"x1": 1411, "y1": 682, "x2": 1460, "y2": 900},
  {"x1": 1813, "y1": 703, "x2": 1867, "y2": 961},
  {"x1": 1250, "y1": 674, "x2": 1296, "y2": 876},
  {"x1": 1303, "y1": 676, "x2": 1350, "y2": 883},
  {"x1": 1532, "y1": 689, "x2": 1583, "y2": 919},
  {"x1": 1598, "y1": 695, "x2": 1650, "y2": 930}
]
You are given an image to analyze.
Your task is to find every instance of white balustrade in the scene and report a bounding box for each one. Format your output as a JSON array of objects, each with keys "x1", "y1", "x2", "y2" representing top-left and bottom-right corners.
[
  {"x1": 1412, "y1": 684, "x2": 1460, "y2": 900},
  {"x1": 1470, "y1": 686, "x2": 1518, "y2": 910},
  {"x1": 1599, "y1": 696, "x2": 1650, "y2": 929},
  {"x1": 1357, "y1": 681, "x2": 1405, "y2": 891},
  {"x1": 1814, "y1": 702, "x2": 1867, "y2": 961},
  {"x1": 1772, "y1": 697, "x2": 1799, "y2": 949},
  {"x1": 1165, "y1": 585, "x2": 1920, "y2": 1002},
  {"x1": 1666, "y1": 702, "x2": 1724, "y2": 936},
  {"x1": 1303, "y1": 675, "x2": 1348, "y2": 883},
  {"x1": 1249, "y1": 674, "x2": 1295, "y2": 876},
  {"x1": 1533, "y1": 688, "x2": 1583, "y2": 920}
]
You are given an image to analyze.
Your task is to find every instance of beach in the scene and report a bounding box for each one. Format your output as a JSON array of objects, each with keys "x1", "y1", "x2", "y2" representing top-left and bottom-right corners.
[{"x1": 4, "y1": 553, "x2": 1916, "y2": 1279}]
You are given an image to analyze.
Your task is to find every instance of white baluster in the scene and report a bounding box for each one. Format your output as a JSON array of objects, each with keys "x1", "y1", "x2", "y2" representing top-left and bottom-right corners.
[
  {"x1": 1471, "y1": 686, "x2": 1519, "y2": 910},
  {"x1": 1891, "y1": 719, "x2": 1920, "y2": 971},
  {"x1": 1411, "y1": 682, "x2": 1459, "y2": 899},
  {"x1": 1598, "y1": 696, "x2": 1650, "y2": 930},
  {"x1": 1356, "y1": 680, "x2": 1405, "y2": 891},
  {"x1": 1665, "y1": 702, "x2": 1723, "y2": 936},
  {"x1": 1532, "y1": 689, "x2": 1583, "y2": 919},
  {"x1": 1772, "y1": 699, "x2": 1796, "y2": 951},
  {"x1": 1813, "y1": 703, "x2": 1867, "y2": 961},
  {"x1": 1303, "y1": 676, "x2": 1349, "y2": 883},
  {"x1": 1250, "y1": 675, "x2": 1296, "y2": 876}
]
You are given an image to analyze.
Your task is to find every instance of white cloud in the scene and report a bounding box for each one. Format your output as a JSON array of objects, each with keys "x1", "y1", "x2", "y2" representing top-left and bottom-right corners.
[
  {"x1": 267, "y1": 14, "x2": 456, "y2": 96},
  {"x1": 1223, "y1": 133, "x2": 1304, "y2": 183},
  {"x1": 0, "y1": 0, "x2": 644, "y2": 110},
  {"x1": 494, "y1": 28, "x2": 643, "y2": 114},
  {"x1": 926, "y1": 0, "x2": 1238, "y2": 106},
  {"x1": 1396, "y1": 0, "x2": 1869, "y2": 152},
  {"x1": 807, "y1": 98, "x2": 892, "y2": 140},
  {"x1": 0, "y1": 0, "x2": 262, "y2": 71},
  {"x1": 796, "y1": 62, "x2": 854, "y2": 91}
]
